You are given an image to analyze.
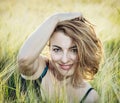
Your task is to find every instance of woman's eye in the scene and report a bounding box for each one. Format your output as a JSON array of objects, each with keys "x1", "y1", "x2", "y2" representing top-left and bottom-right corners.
[
  {"x1": 53, "y1": 48, "x2": 61, "y2": 52},
  {"x1": 71, "y1": 49, "x2": 78, "y2": 53}
]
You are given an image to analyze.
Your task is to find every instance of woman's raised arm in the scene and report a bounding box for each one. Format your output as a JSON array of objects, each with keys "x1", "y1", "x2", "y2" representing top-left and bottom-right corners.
[{"x1": 17, "y1": 13, "x2": 82, "y2": 77}]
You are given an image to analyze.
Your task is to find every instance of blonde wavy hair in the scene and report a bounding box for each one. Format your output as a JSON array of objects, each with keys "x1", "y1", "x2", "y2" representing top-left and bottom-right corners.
[{"x1": 50, "y1": 17, "x2": 103, "y2": 87}]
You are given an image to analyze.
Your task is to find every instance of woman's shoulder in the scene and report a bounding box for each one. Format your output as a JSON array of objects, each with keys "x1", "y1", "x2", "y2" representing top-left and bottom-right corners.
[
  {"x1": 38, "y1": 54, "x2": 49, "y2": 64},
  {"x1": 83, "y1": 89, "x2": 99, "y2": 103},
  {"x1": 81, "y1": 81, "x2": 99, "y2": 103}
]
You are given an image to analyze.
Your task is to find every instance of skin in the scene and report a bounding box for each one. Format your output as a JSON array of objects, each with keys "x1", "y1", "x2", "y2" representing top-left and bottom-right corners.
[
  {"x1": 50, "y1": 31, "x2": 78, "y2": 77},
  {"x1": 18, "y1": 13, "x2": 99, "y2": 103},
  {"x1": 40, "y1": 31, "x2": 99, "y2": 103}
]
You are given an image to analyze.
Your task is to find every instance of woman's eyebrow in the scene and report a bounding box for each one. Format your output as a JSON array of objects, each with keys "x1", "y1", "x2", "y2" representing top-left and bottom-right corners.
[
  {"x1": 70, "y1": 45, "x2": 77, "y2": 49},
  {"x1": 52, "y1": 45, "x2": 61, "y2": 49},
  {"x1": 52, "y1": 45, "x2": 77, "y2": 49}
]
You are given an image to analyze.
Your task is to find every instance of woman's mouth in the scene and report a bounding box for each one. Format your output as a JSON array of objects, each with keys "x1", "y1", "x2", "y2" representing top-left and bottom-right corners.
[{"x1": 59, "y1": 64, "x2": 72, "y2": 70}]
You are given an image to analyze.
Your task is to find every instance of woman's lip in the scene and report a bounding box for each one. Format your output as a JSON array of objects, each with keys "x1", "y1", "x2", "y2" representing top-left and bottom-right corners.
[{"x1": 59, "y1": 64, "x2": 72, "y2": 70}]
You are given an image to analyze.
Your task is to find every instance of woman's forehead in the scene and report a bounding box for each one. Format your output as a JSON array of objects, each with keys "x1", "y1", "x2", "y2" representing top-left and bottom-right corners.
[{"x1": 50, "y1": 31, "x2": 75, "y2": 48}]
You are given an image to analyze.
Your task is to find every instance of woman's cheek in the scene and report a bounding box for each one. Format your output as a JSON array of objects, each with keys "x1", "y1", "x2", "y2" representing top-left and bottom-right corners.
[
  {"x1": 51, "y1": 53, "x2": 61, "y2": 61},
  {"x1": 70, "y1": 55, "x2": 78, "y2": 61}
]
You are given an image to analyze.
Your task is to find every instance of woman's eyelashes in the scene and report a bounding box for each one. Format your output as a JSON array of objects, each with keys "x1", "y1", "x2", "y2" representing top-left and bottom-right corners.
[
  {"x1": 70, "y1": 46, "x2": 78, "y2": 54},
  {"x1": 52, "y1": 48, "x2": 61, "y2": 53},
  {"x1": 52, "y1": 48, "x2": 78, "y2": 54},
  {"x1": 70, "y1": 48, "x2": 78, "y2": 53}
]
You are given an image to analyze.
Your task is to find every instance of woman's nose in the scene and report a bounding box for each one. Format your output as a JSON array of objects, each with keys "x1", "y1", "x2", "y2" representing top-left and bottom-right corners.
[{"x1": 61, "y1": 53, "x2": 69, "y2": 63}]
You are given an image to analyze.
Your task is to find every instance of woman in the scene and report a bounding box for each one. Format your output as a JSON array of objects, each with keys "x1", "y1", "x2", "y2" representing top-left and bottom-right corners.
[{"x1": 17, "y1": 13, "x2": 103, "y2": 103}]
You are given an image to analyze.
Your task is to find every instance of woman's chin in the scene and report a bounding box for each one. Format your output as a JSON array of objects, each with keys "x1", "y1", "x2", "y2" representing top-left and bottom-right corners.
[{"x1": 58, "y1": 67, "x2": 74, "y2": 77}]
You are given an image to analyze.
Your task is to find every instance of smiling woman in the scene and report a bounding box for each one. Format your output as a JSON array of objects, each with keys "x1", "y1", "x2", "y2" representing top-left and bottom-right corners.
[
  {"x1": 49, "y1": 31, "x2": 78, "y2": 78},
  {"x1": 17, "y1": 13, "x2": 103, "y2": 103}
]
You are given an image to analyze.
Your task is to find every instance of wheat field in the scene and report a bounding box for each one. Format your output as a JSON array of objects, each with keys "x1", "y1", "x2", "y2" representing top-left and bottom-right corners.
[{"x1": 0, "y1": 0, "x2": 120, "y2": 103}]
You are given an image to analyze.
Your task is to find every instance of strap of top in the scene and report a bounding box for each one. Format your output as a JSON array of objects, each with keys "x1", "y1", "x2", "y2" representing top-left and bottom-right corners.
[
  {"x1": 39, "y1": 65, "x2": 48, "y2": 81},
  {"x1": 80, "y1": 88, "x2": 94, "y2": 103}
]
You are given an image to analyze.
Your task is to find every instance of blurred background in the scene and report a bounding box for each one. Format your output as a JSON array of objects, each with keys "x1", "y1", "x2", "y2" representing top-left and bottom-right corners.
[{"x1": 0, "y1": 0, "x2": 120, "y2": 103}]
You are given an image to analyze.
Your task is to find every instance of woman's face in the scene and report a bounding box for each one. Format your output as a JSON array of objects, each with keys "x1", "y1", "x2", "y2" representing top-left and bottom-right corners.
[{"x1": 50, "y1": 31, "x2": 78, "y2": 77}]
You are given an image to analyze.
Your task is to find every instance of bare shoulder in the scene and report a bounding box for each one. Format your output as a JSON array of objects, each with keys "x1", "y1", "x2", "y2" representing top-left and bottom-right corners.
[
  {"x1": 39, "y1": 55, "x2": 49, "y2": 63},
  {"x1": 84, "y1": 88, "x2": 100, "y2": 103},
  {"x1": 80, "y1": 81, "x2": 100, "y2": 103}
]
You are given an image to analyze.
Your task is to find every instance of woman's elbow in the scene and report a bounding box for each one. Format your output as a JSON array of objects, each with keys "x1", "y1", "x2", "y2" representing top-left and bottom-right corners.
[
  {"x1": 17, "y1": 55, "x2": 37, "y2": 76},
  {"x1": 17, "y1": 56, "x2": 29, "y2": 67},
  {"x1": 17, "y1": 57, "x2": 32, "y2": 75}
]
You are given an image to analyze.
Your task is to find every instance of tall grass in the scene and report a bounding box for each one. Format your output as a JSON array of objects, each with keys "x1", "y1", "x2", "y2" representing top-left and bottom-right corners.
[{"x1": 0, "y1": 0, "x2": 120, "y2": 103}]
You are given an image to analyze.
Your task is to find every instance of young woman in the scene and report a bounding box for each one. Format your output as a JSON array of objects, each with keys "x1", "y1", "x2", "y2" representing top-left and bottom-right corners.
[{"x1": 17, "y1": 13, "x2": 103, "y2": 103}]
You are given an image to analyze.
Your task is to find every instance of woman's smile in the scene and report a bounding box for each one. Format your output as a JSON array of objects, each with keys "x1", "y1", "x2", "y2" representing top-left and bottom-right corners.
[{"x1": 59, "y1": 64, "x2": 73, "y2": 70}]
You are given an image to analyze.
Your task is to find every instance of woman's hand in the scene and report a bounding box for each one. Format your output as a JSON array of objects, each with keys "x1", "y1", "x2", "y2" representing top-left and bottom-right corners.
[{"x1": 53, "y1": 12, "x2": 83, "y2": 22}]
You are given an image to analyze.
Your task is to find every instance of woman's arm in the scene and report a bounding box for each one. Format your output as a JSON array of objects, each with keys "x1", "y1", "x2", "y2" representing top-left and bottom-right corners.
[{"x1": 17, "y1": 13, "x2": 82, "y2": 77}]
